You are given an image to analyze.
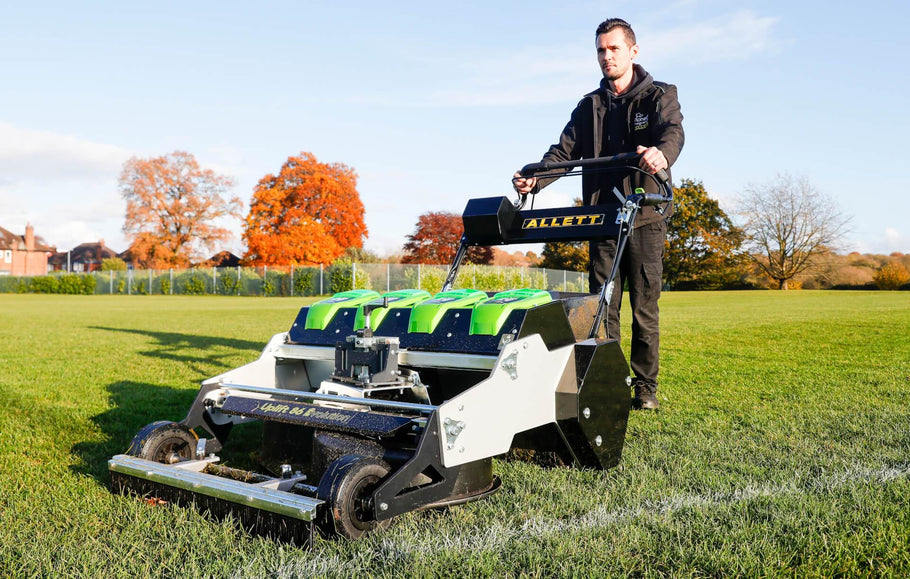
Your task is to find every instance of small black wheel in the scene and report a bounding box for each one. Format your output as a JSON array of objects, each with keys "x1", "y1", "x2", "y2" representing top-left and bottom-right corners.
[
  {"x1": 126, "y1": 420, "x2": 198, "y2": 464},
  {"x1": 317, "y1": 455, "x2": 391, "y2": 539}
]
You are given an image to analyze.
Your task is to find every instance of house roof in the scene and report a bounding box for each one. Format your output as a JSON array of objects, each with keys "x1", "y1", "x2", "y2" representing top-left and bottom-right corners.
[
  {"x1": 117, "y1": 246, "x2": 138, "y2": 263},
  {"x1": 0, "y1": 226, "x2": 21, "y2": 250},
  {"x1": 33, "y1": 239, "x2": 55, "y2": 252},
  {"x1": 201, "y1": 250, "x2": 242, "y2": 268},
  {"x1": 49, "y1": 240, "x2": 119, "y2": 265},
  {"x1": 0, "y1": 225, "x2": 55, "y2": 252}
]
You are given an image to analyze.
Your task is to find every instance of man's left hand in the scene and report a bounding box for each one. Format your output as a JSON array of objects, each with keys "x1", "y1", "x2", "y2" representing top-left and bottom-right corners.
[{"x1": 636, "y1": 145, "x2": 668, "y2": 174}]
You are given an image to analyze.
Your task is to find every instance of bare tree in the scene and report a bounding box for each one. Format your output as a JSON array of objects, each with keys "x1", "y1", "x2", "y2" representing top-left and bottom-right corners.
[{"x1": 738, "y1": 174, "x2": 851, "y2": 289}]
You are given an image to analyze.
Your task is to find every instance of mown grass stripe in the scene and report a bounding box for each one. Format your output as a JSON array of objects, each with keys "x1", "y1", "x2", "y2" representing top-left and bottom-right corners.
[{"x1": 260, "y1": 462, "x2": 910, "y2": 577}]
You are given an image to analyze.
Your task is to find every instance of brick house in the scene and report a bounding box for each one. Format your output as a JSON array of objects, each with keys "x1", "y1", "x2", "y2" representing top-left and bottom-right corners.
[
  {"x1": 48, "y1": 240, "x2": 120, "y2": 272},
  {"x1": 0, "y1": 224, "x2": 56, "y2": 276}
]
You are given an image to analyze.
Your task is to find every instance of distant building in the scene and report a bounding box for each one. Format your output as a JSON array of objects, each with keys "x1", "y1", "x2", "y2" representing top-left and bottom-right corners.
[
  {"x1": 117, "y1": 246, "x2": 138, "y2": 269},
  {"x1": 200, "y1": 251, "x2": 242, "y2": 268},
  {"x1": 48, "y1": 239, "x2": 120, "y2": 272},
  {"x1": 0, "y1": 224, "x2": 56, "y2": 276}
]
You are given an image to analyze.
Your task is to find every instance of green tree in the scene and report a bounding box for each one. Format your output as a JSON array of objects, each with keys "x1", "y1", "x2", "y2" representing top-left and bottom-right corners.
[
  {"x1": 539, "y1": 198, "x2": 589, "y2": 272},
  {"x1": 100, "y1": 257, "x2": 127, "y2": 272},
  {"x1": 538, "y1": 241, "x2": 589, "y2": 272},
  {"x1": 341, "y1": 246, "x2": 381, "y2": 264},
  {"x1": 665, "y1": 179, "x2": 748, "y2": 289}
]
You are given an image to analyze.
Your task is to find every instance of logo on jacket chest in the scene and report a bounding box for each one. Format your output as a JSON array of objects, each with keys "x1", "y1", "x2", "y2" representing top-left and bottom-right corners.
[{"x1": 633, "y1": 112, "x2": 649, "y2": 131}]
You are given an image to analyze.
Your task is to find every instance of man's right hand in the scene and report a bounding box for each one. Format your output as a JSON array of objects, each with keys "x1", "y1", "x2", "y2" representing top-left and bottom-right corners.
[{"x1": 512, "y1": 171, "x2": 537, "y2": 195}]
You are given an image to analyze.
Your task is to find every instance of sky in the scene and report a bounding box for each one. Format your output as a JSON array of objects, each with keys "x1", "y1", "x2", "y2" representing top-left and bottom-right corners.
[{"x1": 1, "y1": 0, "x2": 908, "y2": 258}]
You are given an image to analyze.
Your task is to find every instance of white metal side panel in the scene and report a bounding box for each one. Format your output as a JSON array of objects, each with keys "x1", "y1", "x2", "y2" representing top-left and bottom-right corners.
[
  {"x1": 202, "y1": 332, "x2": 286, "y2": 389},
  {"x1": 436, "y1": 334, "x2": 572, "y2": 467}
]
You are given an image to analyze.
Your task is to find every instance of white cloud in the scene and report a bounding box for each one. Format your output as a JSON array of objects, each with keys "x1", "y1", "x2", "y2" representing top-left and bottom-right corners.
[
  {"x1": 424, "y1": 43, "x2": 594, "y2": 108},
  {"x1": 0, "y1": 122, "x2": 135, "y2": 250},
  {"x1": 0, "y1": 189, "x2": 27, "y2": 221},
  {"x1": 0, "y1": 121, "x2": 131, "y2": 182},
  {"x1": 883, "y1": 228, "x2": 907, "y2": 253},
  {"x1": 848, "y1": 227, "x2": 908, "y2": 255},
  {"x1": 46, "y1": 191, "x2": 123, "y2": 222},
  {"x1": 49, "y1": 221, "x2": 109, "y2": 249},
  {"x1": 0, "y1": 185, "x2": 127, "y2": 251},
  {"x1": 646, "y1": 10, "x2": 781, "y2": 65},
  {"x1": 418, "y1": 10, "x2": 780, "y2": 108}
]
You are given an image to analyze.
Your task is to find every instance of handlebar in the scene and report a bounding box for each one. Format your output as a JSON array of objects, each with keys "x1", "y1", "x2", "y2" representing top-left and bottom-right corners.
[
  {"x1": 519, "y1": 152, "x2": 669, "y2": 186},
  {"x1": 519, "y1": 152, "x2": 642, "y2": 177},
  {"x1": 516, "y1": 151, "x2": 673, "y2": 209}
]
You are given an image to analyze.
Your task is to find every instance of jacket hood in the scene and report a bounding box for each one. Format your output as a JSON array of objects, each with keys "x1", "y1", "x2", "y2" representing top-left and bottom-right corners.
[{"x1": 597, "y1": 64, "x2": 653, "y2": 100}]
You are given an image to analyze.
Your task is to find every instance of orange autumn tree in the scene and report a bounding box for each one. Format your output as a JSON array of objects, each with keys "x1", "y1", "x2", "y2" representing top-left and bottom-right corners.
[
  {"x1": 119, "y1": 151, "x2": 241, "y2": 268},
  {"x1": 243, "y1": 152, "x2": 367, "y2": 266}
]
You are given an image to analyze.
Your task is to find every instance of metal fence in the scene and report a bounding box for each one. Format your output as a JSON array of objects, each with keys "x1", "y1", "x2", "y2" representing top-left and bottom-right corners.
[{"x1": 0, "y1": 264, "x2": 589, "y2": 296}]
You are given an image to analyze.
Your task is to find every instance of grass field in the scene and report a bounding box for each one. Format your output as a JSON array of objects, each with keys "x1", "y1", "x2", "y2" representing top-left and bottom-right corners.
[{"x1": 0, "y1": 291, "x2": 908, "y2": 577}]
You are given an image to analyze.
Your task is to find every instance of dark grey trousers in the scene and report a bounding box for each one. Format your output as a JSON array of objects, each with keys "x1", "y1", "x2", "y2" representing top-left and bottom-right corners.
[{"x1": 588, "y1": 220, "x2": 666, "y2": 385}]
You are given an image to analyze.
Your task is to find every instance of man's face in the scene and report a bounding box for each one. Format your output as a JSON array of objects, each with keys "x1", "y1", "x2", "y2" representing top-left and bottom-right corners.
[{"x1": 596, "y1": 29, "x2": 638, "y2": 81}]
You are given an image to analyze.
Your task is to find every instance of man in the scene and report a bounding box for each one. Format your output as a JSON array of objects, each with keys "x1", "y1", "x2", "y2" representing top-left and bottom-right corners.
[{"x1": 512, "y1": 18, "x2": 684, "y2": 410}]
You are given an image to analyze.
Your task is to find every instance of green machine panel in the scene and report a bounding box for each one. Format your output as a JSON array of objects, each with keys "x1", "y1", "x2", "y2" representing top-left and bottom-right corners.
[
  {"x1": 469, "y1": 288, "x2": 552, "y2": 335},
  {"x1": 355, "y1": 289, "x2": 433, "y2": 329},
  {"x1": 407, "y1": 288, "x2": 489, "y2": 334},
  {"x1": 304, "y1": 289, "x2": 380, "y2": 330}
]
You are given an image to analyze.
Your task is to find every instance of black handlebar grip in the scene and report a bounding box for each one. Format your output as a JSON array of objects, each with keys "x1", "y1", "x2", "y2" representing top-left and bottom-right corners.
[
  {"x1": 655, "y1": 168, "x2": 669, "y2": 183},
  {"x1": 519, "y1": 162, "x2": 547, "y2": 177},
  {"x1": 639, "y1": 193, "x2": 671, "y2": 206}
]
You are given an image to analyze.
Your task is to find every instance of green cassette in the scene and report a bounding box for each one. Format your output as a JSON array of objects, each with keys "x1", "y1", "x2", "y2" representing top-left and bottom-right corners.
[
  {"x1": 407, "y1": 288, "x2": 489, "y2": 334},
  {"x1": 354, "y1": 289, "x2": 433, "y2": 330},
  {"x1": 469, "y1": 288, "x2": 552, "y2": 335},
  {"x1": 304, "y1": 289, "x2": 380, "y2": 330}
]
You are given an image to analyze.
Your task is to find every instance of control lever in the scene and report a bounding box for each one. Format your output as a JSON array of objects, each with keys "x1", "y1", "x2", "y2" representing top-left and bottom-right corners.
[{"x1": 360, "y1": 297, "x2": 390, "y2": 338}]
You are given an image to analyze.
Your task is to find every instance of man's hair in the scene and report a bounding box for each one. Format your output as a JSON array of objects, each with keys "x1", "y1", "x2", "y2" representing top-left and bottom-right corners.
[{"x1": 595, "y1": 18, "x2": 636, "y2": 46}]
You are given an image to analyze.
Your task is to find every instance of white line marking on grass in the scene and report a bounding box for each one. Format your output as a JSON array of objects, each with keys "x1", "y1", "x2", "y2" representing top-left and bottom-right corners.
[{"x1": 252, "y1": 463, "x2": 910, "y2": 577}]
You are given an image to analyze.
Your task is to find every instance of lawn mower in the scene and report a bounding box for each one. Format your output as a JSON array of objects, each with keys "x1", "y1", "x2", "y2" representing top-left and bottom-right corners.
[{"x1": 108, "y1": 152, "x2": 673, "y2": 546}]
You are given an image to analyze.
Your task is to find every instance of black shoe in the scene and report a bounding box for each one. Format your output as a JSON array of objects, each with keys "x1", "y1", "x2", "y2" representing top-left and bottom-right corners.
[{"x1": 632, "y1": 381, "x2": 659, "y2": 410}]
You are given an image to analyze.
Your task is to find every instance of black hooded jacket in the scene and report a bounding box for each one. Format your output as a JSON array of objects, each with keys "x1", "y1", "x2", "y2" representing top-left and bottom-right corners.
[{"x1": 536, "y1": 64, "x2": 684, "y2": 227}]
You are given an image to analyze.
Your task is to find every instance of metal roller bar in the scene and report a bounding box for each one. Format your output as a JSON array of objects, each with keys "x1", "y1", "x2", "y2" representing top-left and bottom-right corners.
[
  {"x1": 273, "y1": 344, "x2": 498, "y2": 371},
  {"x1": 108, "y1": 454, "x2": 323, "y2": 521},
  {"x1": 219, "y1": 383, "x2": 438, "y2": 414}
]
